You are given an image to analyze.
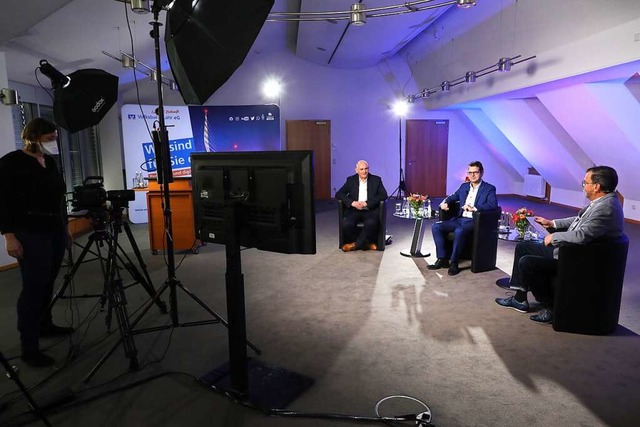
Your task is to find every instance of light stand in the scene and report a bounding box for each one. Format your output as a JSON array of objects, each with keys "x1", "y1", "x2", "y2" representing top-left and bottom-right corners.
[
  {"x1": 83, "y1": 4, "x2": 259, "y2": 383},
  {"x1": 389, "y1": 116, "x2": 407, "y2": 200}
]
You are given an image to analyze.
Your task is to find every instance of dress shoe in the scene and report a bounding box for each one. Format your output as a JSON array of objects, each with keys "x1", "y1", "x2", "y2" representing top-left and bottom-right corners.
[
  {"x1": 530, "y1": 307, "x2": 553, "y2": 324},
  {"x1": 427, "y1": 259, "x2": 450, "y2": 270},
  {"x1": 40, "y1": 324, "x2": 75, "y2": 337},
  {"x1": 341, "y1": 242, "x2": 357, "y2": 252},
  {"x1": 447, "y1": 263, "x2": 460, "y2": 276},
  {"x1": 495, "y1": 296, "x2": 529, "y2": 313},
  {"x1": 495, "y1": 278, "x2": 512, "y2": 290},
  {"x1": 367, "y1": 243, "x2": 378, "y2": 251},
  {"x1": 21, "y1": 350, "x2": 55, "y2": 367}
]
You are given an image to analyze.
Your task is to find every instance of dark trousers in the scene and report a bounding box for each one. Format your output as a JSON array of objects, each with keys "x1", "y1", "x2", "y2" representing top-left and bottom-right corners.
[
  {"x1": 510, "y1": 241, "x2": 557, "y2": 307},
  {"x1": 15, "y1": 227, "x2": 66, "y2": 353},
  {"x1": 431, "y1": 217, "x2": 474, "y2": 263},
  {"x1": 342, "y1": 208, "x2": 379, "y2": 249}
]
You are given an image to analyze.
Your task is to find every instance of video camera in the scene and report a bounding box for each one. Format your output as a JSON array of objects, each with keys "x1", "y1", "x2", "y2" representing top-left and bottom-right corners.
[{"x1": 72, "y1": 176, "x2": 135, "y2": 212}]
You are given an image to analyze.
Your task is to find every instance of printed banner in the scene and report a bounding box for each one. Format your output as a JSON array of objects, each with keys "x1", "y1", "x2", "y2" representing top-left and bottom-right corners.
[{"x1": 121, "y1": 104, "x2": 281, "y2": 223}]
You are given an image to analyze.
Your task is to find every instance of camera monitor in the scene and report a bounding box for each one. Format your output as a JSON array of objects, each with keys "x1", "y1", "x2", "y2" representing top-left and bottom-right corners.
[{"x1": 191, "y1": 151, "x2": 316, "y2": 255}]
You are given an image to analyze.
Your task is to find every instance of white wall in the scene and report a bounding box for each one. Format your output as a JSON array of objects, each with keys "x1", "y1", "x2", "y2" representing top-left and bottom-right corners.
[{"x1": 1, "y1": 52, "x2": 17, "y2": 267}]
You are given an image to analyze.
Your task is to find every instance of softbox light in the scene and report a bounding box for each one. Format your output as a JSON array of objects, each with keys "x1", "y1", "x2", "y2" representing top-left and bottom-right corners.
[
  {"x1": 49, "y1": 67, "x2": 119, "y2": 133},
  {"x1": 165, "y1": 0, "x2": 274, "y2": 105}
]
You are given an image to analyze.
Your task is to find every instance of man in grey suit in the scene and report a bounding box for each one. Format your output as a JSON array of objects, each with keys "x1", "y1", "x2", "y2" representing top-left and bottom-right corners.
[{"x1": 495, "y1": 165, "x2": 624, "y2": 324}]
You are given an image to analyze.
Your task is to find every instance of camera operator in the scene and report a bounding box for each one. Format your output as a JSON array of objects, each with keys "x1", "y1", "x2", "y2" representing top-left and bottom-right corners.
[{"x1": 0, "y1": 118, "x2": 74, "y2": 367}]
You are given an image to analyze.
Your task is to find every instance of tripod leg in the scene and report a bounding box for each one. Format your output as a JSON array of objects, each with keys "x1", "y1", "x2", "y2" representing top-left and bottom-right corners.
[
  {"x1": 0, "y1": 351, "x2": 53, "y2": 427},
  {"x1": 47, "y1": 233, "x2": 100, "y2": 313},
  {"x1": 118, "y1": 221, "x2": 168, "y2": 313}
]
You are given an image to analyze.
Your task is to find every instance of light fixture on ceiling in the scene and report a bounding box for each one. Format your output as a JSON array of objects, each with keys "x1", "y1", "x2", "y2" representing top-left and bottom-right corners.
[
  {"x1": 408, "y1": 54, "x2": 536, "y2": 101},
  {"x1": 0, "y1": 88, "x2": 18, "y2": 105},
  {"x1": 456, "y1": 0, "x2": 476, "y2": 8},
  {"x1": 131, "y1": 0, "x2": 151, "y2": 14},
  {"x1": 465, "y1": 71, "x2": 476, "y2": 83},
  {"x1": 350, "y1": 3, "x2": 366, "y2": 26},
  {"x1": 498, "y1": 57, "x2": 512, "y2": 72},
  {"x1": 102, "y1": 50, "x2": 178, "y2": 89},
  {"x1": 267, "y1": 0, "x2": 473, "y2": 22},
  {"x1": 121, "y1": 53, "x2": 135, "y2": 68}
]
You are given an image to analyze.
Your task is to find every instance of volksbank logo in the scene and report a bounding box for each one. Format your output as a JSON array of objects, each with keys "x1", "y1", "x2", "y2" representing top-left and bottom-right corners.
[{"x1": 128, "y1": 114, "x2": 136, "y2": 120}]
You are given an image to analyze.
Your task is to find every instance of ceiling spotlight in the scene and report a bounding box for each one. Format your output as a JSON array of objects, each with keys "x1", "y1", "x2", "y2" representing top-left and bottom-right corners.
[
  {"x1": 169, "y1": 81, "x2": 178, "y2": 91},
  {"x1": 150, "y1": 69, "x2": 158, "y2": 82},
  {"x1": 456, "y1": 0, "x2": 476, "y2": 8},
  {"x1": 131, "y1": 0, "x2": 151, "y2": 14},
  {"x1": 262, "y1": 78, "x2": 282, "y2": 98},
  {"x1": 350, "y1": 3, "x2": 366, "y2": 26},
  {"x1": 407, "y1": 95, "x2": 415, "y2": 103},
  {"x1": 465, "y1": 71, "x2": 476, "y2": 83},
  {"x1": 498, "y1": 57, "x2": 512, "y2": 72},
  {"x1": 392, "y1": 99, "x2": 408, "y2": 117},
  {"x1": 0, "y1": 88, "x2": 18, "y2": 105},
  {"x1": 421, "y1": 89, "x2": 430, "y2": 99},
  {"x1": 441, "y1": 81, "x2": 451, "y2": 91},
  {"x1": 121, "y1": 53, "x2": 135, "y2": 68}
]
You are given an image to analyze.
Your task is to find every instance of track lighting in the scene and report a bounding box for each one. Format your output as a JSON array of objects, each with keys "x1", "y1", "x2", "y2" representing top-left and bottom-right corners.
[
  {"x1": 350, "y1": 3, "x2": 366, "y2": 26},
  {"x1": 0, "y1": 88, "x2": 18, "y2": 105}
]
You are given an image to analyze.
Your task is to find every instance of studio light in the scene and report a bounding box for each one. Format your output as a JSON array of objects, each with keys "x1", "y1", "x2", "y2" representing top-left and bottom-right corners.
[
  {"x1": 456, "y1": 0, "x2": 476, "y2": 8},
  {"x1": 408, "y1": 54, "x2": 536, "y2": 101},
  {"x1": 262, "y1": 78, "x2": 282, "y2": 99},
  {"x1": 350, "y1": 3, "x2": 366, "y2": 26},
  {"x1": 465, "y1": 71, "x2": 476, "y2": 83},
  {"x1": 38, "y1": 59, "x2": 119, "y2": 133},
  {"x1": 39, "y1": 60, "x2": 71, "y2": 88},
  {"x1": 121, "y1": 53, "x2": 135, "y2": 68},
  {"x1": 392, "y1": 99, "x2": 409, "y2": 117},
  {"x1": 131, "y1": 0, "x2": 151, "y2": 14},
  {"x1": 498, "y1": 57, "x2": 512, "y2": 72},
  {"x1": 0, "y1": 88, "x2": 18, "y2": 106}
]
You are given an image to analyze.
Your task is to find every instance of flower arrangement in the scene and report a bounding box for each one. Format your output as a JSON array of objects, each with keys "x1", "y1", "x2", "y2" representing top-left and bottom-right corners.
[
  {"x1": 407, "y1": 193, "x2": 428, "y2": 218},
  {"x1": 511, "y1": 207, "x2": 534, "y2": 237}
]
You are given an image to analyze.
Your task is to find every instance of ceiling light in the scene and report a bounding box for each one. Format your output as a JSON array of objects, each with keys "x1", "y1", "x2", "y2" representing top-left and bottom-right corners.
[
  {"x1": 465, "y1": 71, "x2": 476, "y2": 83},
  {"x1": 169, "y1": 81, "x2": 178, "y2": 91},
  {"x1": 350, "y1": 3, "x2": 366, "y2": 26},
  {"x1": 498, "y1": 57, "x2": 512, "y2": 72},
  {"x1": 456, "y1": 0, "x2": 476, "y2": 8},
  {"x1": 0, "y1": 88, "x2": 18, "y2": 105},
  {"x1": 441, "y1": 81, "x2": 450, "y2": 91},
  {"x1": 121, "y1": 53, "x2": 135, "y2": 68},
  {"x1": 150, "y1": 69, "x2": 158, "y2": 82},
  {"x1": 131, "y1": 0, "x2": 150, "y2": 14},
  {"x1": 392, "y1": 100, "x2": 408, "y2": 117}
]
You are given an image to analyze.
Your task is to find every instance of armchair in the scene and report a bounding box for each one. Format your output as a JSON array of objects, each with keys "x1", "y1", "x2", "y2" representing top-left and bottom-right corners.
[
  {"x1": 338, "y1": 200, "x2": 386, "y2": 251},
  {"x1": 438, "y1": 200, "x2": 501, "y2": 273},
  {"x1": 552, "y1": 234, "x2": 629, "y2": 335}
]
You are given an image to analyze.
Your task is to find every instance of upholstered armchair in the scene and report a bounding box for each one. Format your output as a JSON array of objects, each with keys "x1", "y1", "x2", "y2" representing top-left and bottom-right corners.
[
  {"x1": 337, "y1": 200, "x2": 386, "y2": 251},
  {"x1": 552, "y1": 234, "x2": 629, "y2": 335},
  {"x1": 438, "y1": 200, "x2": 501, "y2": 273}
]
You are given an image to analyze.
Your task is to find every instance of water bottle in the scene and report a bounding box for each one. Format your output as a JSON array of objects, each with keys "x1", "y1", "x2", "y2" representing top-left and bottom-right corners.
[{"x1": 426, "y1": 199, "x2": 432, "y2": 218}]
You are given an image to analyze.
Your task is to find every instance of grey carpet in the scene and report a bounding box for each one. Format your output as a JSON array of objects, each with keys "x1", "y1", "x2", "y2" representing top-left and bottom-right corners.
[{"x1": 1, "y1": 196, "x2": 639, "y2": 426}]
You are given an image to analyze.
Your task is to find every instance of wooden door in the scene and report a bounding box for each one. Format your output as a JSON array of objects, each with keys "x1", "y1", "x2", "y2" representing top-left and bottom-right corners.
[
  {"x1": 405, "y1": 119, "x2": 449, "y2": 197},
  {"x1": 285, "y1": 120, "x2": 331, "y2": 200}
]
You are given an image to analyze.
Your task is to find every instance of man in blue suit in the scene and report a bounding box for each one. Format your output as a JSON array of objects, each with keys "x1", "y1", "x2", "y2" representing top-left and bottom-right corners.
[
  {"x1": 428, "y1": 161, "x2": 498, "y2": 275},
  {"x1": 335, "y1": 160, "x2": 387, "y2": 251}
]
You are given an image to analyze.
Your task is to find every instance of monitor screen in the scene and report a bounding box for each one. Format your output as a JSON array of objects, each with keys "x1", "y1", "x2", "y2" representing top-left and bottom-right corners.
[{"x1": 191, "y1": 151, "x2": 316, "y2": 254}]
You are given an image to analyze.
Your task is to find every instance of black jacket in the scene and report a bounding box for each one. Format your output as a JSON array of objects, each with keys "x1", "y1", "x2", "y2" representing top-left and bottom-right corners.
[{"x1": 335, "y1": 174, "x2": 387, "y2": 210}]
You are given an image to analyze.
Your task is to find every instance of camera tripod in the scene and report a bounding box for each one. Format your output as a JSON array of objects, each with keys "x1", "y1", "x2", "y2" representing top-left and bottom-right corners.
[
  {"x1": 50, "y1": 207, "x2": 167, "y2": 329},
  {"x1": 49, "y1": 207, "x2": 167, "y2": 372}
]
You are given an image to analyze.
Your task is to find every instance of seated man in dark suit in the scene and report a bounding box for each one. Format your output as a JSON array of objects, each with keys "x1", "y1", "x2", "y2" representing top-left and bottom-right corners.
[
  {"x1": 428, "y1": 160, "x2": 498, "y2": 276},
  {"x1": 335, "y1": 160, "x2": 387, "y2": 252},
  {"x1": 495, "y1": 165, "x2": 624, "y2": 324}
]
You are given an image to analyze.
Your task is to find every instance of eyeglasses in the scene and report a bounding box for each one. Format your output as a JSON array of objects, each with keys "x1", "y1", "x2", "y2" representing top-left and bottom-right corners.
[
  {"x1": 467, "y1": 171, "x2": 481, "y2": 175},
  {"x1": 581, "y1": 180, "x2": 595, "y2": 188}
]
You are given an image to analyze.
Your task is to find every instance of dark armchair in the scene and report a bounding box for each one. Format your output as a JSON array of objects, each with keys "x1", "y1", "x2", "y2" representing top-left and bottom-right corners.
[
  {"x1": 438, "y1": 200, "x2": 501, "y2": 273},
  {"x1": 552, "y1": 234, "x2": 629, "y2": 335},
  {"x1": 338, "y1": 200, "x2": 386, "y2": 251}
]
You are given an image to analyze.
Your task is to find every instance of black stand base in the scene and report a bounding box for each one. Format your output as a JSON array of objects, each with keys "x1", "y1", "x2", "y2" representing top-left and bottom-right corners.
[{"x1": 201, "y1": 358, "x2": 314, "y2": 409}]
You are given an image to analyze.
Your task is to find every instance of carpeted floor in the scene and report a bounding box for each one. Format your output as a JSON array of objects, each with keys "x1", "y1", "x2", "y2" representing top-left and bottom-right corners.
[{"x1": 1, "y1": 195, "x2": 639, "y2": 427}]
